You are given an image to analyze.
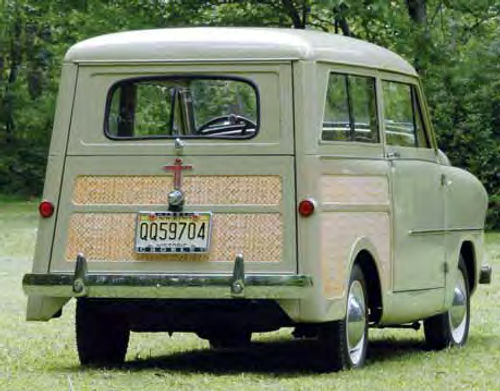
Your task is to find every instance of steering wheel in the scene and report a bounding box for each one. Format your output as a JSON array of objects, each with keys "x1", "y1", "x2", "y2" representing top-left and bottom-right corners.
[{"x1": 198, "y1": 114, "x2": 257, "y2": 134}]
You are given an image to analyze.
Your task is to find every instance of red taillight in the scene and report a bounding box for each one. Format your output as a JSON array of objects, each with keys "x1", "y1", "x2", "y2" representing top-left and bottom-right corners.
[
  {"x1": 39, "y1": 200, "x2": 54, "y2": 218},
  {"x1": 298, "y1": 199, "x2": 315, "y2": 217}
]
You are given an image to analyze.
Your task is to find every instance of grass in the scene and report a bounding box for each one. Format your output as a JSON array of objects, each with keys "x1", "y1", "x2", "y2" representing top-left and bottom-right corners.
[{"x1": 0, "y1": 201, "x2": 499, "y2": 390}]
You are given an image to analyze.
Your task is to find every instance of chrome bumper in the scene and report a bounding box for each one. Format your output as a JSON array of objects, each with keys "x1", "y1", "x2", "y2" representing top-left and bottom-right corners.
[
  {"x1": 22, "y1": 273, "x2": 313, "y2": 299},
  {"x1": 23, "y1": 254, "x2": 313, "y2": 300}
]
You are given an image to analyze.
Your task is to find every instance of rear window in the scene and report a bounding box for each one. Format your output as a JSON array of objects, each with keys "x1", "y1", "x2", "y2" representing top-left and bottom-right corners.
[{"x1": 105, "y1": 76, "x2": 259, "y2": 139}]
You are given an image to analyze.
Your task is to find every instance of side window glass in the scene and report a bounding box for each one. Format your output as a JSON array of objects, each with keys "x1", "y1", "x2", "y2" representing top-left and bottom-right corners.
[
  {"x1": 322, "y1": 74, "x2": 350, "y2": 141},
  {"x1": 349, "y1": 76, "x2": 378, "y2": 143},
  {"x1": 322, "y1": 73, "x2": 378, "y2": 143},
  {"x1": 382, "y1": 81, "x2": 430, "y2": 148}
]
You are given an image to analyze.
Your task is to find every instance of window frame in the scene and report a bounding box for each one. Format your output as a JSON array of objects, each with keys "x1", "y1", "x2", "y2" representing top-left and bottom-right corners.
[
  {"x1": 103, "y1": 74, "x2": 261, "y2": 141},
  {"x1": 320, "y1": 71, "x2": 380, "y2": 144},
  {"x1": 411, "y1": 86, "x2": 431, "y2": 148}
]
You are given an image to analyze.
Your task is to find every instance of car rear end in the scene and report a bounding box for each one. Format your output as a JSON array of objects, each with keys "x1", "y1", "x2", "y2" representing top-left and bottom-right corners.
[{"x1": 22, "y1": 54, "x2": 314, "y2": 338}]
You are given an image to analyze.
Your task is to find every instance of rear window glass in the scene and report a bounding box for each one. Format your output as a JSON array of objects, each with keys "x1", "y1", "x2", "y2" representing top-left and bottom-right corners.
[
  {"x1": 105, "y1": 76, "x2": 259, "y2": 139},
  {"x1": 322, "y1": 73, "x2": 379, "y2": 143}
]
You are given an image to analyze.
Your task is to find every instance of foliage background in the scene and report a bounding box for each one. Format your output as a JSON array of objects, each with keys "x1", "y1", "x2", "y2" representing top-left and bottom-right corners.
[{"x1": 0, "y1": 0, "x2": 498, "y2": 227}]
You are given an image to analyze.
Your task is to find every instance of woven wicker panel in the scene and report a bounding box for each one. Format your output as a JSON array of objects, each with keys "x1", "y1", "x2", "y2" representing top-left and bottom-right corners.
[
  {"x1": 320, "y1": 212, "x2": 390, "y2": 298},
  {"x1": 65, "y1": 213, "x2": 282, "y2": 262},
  {"x1": 73, "y1": 176, "x2": 282, "y2": 205},
  {"x1": 320, "y1": 176, "x2": 389, "y2": 204}
]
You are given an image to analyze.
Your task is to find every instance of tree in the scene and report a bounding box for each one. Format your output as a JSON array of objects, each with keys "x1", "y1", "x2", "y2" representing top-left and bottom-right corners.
[{"x1": 0, "y1": 0, "x2": 498, "y2": 227}]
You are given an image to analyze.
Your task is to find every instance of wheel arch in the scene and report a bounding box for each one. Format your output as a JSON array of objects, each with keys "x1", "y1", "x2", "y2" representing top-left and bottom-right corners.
[{"x1": 348, "y1": 238, "x2": 384, "y2": 325}]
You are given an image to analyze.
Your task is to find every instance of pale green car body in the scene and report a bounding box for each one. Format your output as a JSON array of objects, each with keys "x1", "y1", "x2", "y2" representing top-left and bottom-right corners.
[{"x1": 23, "y1": 28, "x2": 490, "y2": 339}]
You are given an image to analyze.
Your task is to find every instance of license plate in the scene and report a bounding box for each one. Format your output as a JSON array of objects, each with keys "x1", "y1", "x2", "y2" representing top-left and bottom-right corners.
[{"x1": 135, "y1": 212, "x2": 212, "y2": 253}]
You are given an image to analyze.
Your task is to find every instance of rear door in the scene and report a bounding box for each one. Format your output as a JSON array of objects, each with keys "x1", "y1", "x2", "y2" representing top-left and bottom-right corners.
[{"x1": 49, "y1": 62, "x2": 296, "y2": 275}]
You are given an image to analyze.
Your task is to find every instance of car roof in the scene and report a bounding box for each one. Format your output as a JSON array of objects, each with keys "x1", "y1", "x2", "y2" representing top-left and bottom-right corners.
[{"x1": 64, "y1": 27, "x2": 417, "y2": 76}]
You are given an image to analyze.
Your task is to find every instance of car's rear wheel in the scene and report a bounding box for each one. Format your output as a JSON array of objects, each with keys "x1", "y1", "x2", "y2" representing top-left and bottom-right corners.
[
  {"x1": 424, "y1": 255, "x2": 470, "y2": 349},
  {"x1": 76, "y1": 299, "x2": 130, "y2": 366},
  {"x1": 318, "y1": 264, "x2": 368, "y2": 371}
]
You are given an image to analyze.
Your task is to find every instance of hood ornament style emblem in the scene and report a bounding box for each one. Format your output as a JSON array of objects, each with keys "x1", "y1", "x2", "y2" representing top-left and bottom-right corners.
[{"x1": 163, "y1": 158, "x2": 192, "y2": 211}]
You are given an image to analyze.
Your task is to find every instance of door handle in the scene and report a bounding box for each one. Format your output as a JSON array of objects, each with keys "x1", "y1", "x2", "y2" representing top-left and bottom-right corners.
[
  {"x1": 441, "y1": 174, "x2": 452, "y2": 187},
  {"x1": 386, "y1": 151, "x2": 400, "y2": 159}
]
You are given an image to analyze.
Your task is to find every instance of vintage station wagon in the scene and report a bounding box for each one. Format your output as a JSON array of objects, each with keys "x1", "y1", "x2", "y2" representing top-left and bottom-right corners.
[{"x1": 23, "y1": 27, "x2": 492, "y2": 370}]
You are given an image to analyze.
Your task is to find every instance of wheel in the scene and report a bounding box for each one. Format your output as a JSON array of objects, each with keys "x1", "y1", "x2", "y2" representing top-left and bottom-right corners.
[
  {"x1": 76, "y1": 299, "x2": 130, "y2": 366},
  {"x1": 318, "y1": 264, "x2": 368, "y2": 371},
  {"x1": 208, "y1": 331, "x2": 252, "y2": 349},
  {"x1": 424, "y1": 255, "x2": 470, "y2": 349}
]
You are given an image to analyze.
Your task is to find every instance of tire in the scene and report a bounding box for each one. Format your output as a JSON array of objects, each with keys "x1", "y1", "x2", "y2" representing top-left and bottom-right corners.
[
  {"x1": 318, "y1": 264, "x2": 369, "y2": 371},
  {"x1": 424, "y1": 255, "x2": 470, "y2": 349},
  {"x1": 76, "y1": 299, "x2": 130, "y2": 366},
  {"x1": 209, "y1": 332, "x2": 252, "y2": 349}
]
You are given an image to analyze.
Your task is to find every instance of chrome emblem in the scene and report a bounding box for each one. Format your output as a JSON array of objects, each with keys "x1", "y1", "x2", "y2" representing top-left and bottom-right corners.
[
  {"x1": 174, "y1": 138, "x2": 184, "y2": 155},
  {"x1": 168, "y1": 189, "x2": 184, "y2": 207},
  {"x1": 163, "y1": 158, "x2": 192, "y2": 211}
]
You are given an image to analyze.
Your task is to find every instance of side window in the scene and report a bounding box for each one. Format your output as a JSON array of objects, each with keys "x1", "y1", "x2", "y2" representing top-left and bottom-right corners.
[
  {"x1": 322, "y1": 73, "x2": 378, "y2": 143},
  {"x1": 382, "y1": 81, "x2": 430, "y2": 148}
]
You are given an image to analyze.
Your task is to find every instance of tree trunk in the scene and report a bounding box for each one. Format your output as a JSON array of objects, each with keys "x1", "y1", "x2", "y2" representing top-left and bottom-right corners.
[
  {"x1": 405, "y1": 0, "x2": 429, "y2": 74},
  {"x1": 335, "y1": 15, "x2": 353, "y2": 37},
  {"x1": 332, "y1": 3, "x2": 353, "y2": 37},
  {"x1": 406, "y1": 0, "x2": 427, "y2": 24},
  {"x1": 4, "y1": 7, "x2": 23, "y2": 141},
  {"x1": 281, "y1": 0, "x2": 307, "y2": 29}
]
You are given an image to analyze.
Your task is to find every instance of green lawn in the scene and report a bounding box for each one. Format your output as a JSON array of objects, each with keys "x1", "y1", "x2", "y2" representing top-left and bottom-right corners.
[{"x1": 0, "y1": 201, "x2": 499, "y2": 390}]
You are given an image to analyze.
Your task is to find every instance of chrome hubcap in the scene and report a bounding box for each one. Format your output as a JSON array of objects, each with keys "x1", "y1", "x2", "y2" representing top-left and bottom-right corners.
[
  {"x1": 449, "y1": 271, "x2": 468, "y2": 343},
  {"x1": 346, "y1": 280, "x2": 366, "y2": 365}
]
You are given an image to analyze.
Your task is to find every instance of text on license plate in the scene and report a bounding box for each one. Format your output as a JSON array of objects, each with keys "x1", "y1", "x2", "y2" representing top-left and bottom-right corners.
[{"x1": 135, "y1": 212, "x2": 212, "y2": 253}]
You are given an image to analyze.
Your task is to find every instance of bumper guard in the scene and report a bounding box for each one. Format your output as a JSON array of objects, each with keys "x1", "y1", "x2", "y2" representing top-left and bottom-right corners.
[{"x1": 479, "y1": 264, "x2": 492, "y2": 284}]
